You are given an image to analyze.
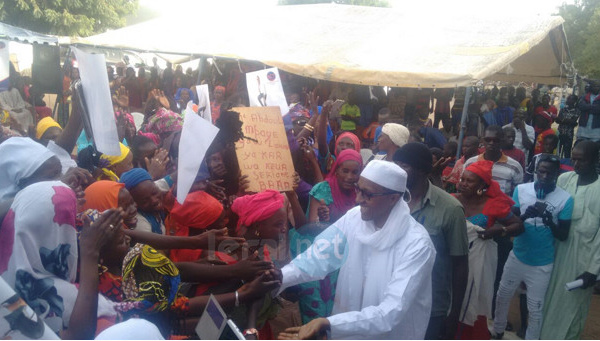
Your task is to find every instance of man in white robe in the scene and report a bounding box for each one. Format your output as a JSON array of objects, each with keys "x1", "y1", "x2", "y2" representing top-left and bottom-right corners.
[{"x1": 279, "y1": 160, "x2": 436, "y2": 339}]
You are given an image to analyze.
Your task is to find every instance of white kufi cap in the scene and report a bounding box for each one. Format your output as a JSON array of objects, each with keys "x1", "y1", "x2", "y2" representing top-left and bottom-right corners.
[{"x1": 360, "y1": 160, "x2": 407, "y2": 192}]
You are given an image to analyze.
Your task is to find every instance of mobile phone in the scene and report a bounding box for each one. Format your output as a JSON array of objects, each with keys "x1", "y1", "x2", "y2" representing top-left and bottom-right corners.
[{"x1": 534, "y1": 201, "x2": 548, "y2": 214}]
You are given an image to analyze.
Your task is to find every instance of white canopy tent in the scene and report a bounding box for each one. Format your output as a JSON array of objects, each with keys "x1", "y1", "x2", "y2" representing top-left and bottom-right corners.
[{"x1": 72, "y1": 3, "x2": 572, "y2": 88}]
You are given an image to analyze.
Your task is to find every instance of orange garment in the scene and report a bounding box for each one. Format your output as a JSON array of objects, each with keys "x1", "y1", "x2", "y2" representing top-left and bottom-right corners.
[
  {"x1": 362, "y1": 122, "x2": 380, "y2": 140},
  {"x1": 82, "y1": 181, "x2": 124, "y2": 212}
]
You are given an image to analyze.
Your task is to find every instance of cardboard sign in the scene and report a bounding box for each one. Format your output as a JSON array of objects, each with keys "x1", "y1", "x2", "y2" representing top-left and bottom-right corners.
[{"x1": 234, "y1": 106, "x2": 294, "y2": 192}]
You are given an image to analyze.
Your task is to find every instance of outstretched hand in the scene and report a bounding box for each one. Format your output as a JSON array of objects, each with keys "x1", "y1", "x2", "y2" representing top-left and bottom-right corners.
[
  {"x1": 193, "y1": 227, "x2": 246, "y2": 251},
  {"x1": 278, "y1": 318, "x2": 330, "y2": 340},
  {"x1": 145, "y1": 148, "x2": 169, "y2": 180}
]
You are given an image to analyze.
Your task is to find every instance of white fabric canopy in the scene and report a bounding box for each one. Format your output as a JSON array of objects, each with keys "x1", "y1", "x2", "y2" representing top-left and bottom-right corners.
[{"x1": 73, "y1": 4, "x2": 571, "y2": 87}]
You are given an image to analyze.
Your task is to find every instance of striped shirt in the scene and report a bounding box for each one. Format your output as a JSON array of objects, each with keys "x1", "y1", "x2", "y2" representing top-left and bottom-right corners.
[{"x1": 463, "y1": 153, "x2": 523, "y2": 195}]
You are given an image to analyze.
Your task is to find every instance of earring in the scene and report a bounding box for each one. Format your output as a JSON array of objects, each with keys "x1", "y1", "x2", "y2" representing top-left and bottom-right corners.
[
  {"x1": 477, "y1": 188, "x2": 483, "y2": 196},
  {"x1": 254, "y1": 230, "x2": 260, "y2": 237}
]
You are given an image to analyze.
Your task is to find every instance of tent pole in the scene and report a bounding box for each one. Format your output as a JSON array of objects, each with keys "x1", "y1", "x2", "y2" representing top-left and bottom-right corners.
[
  {"x1": 53, "y1": 48, "x2": 72, "y2": 126},
  {"x1": 455, "y1": 86, "x2": 473, "y2": 160},
  {"x1": 196, "y1": 57, "x2": 205, "y2": 86}
]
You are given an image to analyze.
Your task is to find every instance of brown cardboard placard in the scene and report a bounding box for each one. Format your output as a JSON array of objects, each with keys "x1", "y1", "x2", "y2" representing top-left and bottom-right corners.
[{"x1": 234, "y1": 106, "x2": 294, "y2": 193}]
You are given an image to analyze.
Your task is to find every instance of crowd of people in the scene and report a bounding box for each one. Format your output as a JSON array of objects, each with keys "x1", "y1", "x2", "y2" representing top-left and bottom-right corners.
[{"x1": 0, "y1": 55, "x2": 599, "y2": 340}]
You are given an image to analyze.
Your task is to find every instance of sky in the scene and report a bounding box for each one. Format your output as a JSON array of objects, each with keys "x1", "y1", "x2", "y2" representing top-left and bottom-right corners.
[{"x1": 133, "y1": 0, "x2": 572, "y2": 24}]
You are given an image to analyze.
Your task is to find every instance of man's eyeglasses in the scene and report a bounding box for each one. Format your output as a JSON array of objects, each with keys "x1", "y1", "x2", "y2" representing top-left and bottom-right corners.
[{"x1": 354, "y1": 184, "x2": 399, "y2": 200}]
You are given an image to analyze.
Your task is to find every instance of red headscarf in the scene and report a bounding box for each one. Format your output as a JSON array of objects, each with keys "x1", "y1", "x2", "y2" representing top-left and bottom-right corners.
[
  {"x1": 169, "y1": 191, "x2": 224, "y2": 264},
  {"x1": 335, "y1": 132, "x2": 361, "y2": 156},
  {"x1": 231, "y1": 190, "x2": 285, "y2": 236},
  {"x1": 170, "y1": 191, "x2": 224, "y2": 229},
  {"x1": 326, "y1": 149, "x2": 363, "y2": 220},
  {"x1": 465, "y1": 160, "x2": 514, "y2": 226},
  {"x1": 82, "y1": 181, "x2": 125, "y2": 212}
]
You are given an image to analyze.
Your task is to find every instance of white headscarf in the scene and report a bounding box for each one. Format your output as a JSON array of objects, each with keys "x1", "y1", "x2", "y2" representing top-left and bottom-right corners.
[
  {"x1": 95, "y1": 318, "x2": 164, "y2": 340},
  {"x1": 0, "y1": 181, "x2": 115, "y2": 334},
  {"x1": 381, "y1": 123, "x2": 410, "y2": 148},
  {"x1": 0, "y1": 137, "x2": 56, "y2": 201}
]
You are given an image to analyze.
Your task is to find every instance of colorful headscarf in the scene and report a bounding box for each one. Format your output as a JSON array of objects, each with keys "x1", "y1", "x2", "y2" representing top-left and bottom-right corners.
[
  {"x1": 35, "y1": 117, "x2": 62, "y2": 139},
  {"x1": 231, "y1": 190, "x2": 285, "y2": 236},
  {"x1": 0, "y1": 181, "x2": 116, "y2": 331},
  {"x1": 465, "y1": 160, "x2": 515, "y2": 226},
  {"x1": 121, "y1": 243, "x2": 185, "y2": 315},
  {"x1": 335, "y1": 132, "x2": 361, "y2": 156},
  {"x1": 138, "y1": 132, "x2": 160, "y2": 146},
  {"x1": 325, "y1": 149, "x2": 362, "y2": 219},
  {"x1": 0, "y1": 137, "x2": 56, "y2": 201},
  {"x1": 170, "y1": 191, "x2": 224, "y2": 230},
  {"x1": 145, "y1": 108, "x2": 183, "y2": 140},
  {"x1": 99, "y1": 143, "x2": 131, "y2": 181},
  {"x1": 82, "y1": 181, "x2": 125, "y2": 212}
]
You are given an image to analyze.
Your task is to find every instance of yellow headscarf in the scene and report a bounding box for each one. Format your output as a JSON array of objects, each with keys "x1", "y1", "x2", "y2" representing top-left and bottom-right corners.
[
  {"x1": 99, "y1": 143, "x2": 131, "y2": 181},
  {"x1": 35, "y1": 117, "x2": 62, "y2": 139}
]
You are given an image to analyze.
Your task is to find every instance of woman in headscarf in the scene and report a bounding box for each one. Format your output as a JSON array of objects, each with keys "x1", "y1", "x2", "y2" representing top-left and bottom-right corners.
[
  {"x1": 375, "y1": 122, "x2": 410, "y2": 161},
  {"x1": 0, "y1": 137, "x2": 61, "y2": 201},
  {"x1": 0, "y1": 181, "x2": 122, "y2": 339},
  {"x1": 230, "y1": 190, "x2": 288, "y2": 340},
  {"x1": 174, "y1": 88, "x2": 195, "y2": 114},
  {"x1": 319, "y1": 131, "x2": 361, "y2": 174},
  {"x1": 119, "y1": 168, "x2": 165, "y2": 235},
  {"x1": 35, "y1": 117, "x2": 62, "y2": 141},
  {"x1": 82, "y1": 180, "x2": 139, "y2": 229},
  {"x1": 97, "y1": 142, "x2": 133, "y2": 182},
  {"x1": 143, "y1": 108, "x2": 183, "y2": 145},
  {"x1": 79, "y1": 183, "x2": 278, "y2": 338},
  {"x1": 453, "y1": 160, "x2": 523, "y2": 339},
  {"x1": 169, "y1": 190, "x2": 227, "y2": 263},
  {"x1": 291, "y1": 149, "x2": 363, "y2": 324}
]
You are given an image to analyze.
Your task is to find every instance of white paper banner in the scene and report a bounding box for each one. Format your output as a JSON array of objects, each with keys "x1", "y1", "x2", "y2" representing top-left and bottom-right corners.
[
  {"x1": 176, "y1": 112, "x2": 219, "y2": 203},
  {"x1": 194, "y1": 84, "x2": 212, "y2": 122},
  {"x1": 0, "y1": 40, "x2": 9, "y2": 91},
  {"x1": 72, "y1": 47, "x2": 120, "y2": 156},
  {"x1": 246, "y1": 67, "x2": 289, "y2": 116}
]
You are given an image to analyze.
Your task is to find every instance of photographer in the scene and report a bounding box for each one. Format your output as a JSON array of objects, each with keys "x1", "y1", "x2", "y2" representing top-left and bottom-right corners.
[{"x1": 492, "y1": 154, "x2": 573, "y2": 340}]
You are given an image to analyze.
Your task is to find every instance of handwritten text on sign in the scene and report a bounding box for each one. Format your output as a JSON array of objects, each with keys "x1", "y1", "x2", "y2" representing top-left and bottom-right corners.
[{"x1": 234, "y1": 106, "x2": 294, "y2": 192}]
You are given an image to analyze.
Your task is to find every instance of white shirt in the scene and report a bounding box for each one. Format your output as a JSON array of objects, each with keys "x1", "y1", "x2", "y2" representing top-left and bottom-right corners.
[{"x1": 280, "y1": 202, "x2": 436, "y2": 339}]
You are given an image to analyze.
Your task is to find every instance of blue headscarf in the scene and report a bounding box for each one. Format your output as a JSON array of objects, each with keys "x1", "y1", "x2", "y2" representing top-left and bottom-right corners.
[
  {"x1": 119, "y1": 168, "x2": 153, "y2": 191},
  {"x1": 174, "y1": 88, "x2": 197, "y2": 104},
  {"x1": 119, "y1": 169, "x2": 164, "y2": 234}
]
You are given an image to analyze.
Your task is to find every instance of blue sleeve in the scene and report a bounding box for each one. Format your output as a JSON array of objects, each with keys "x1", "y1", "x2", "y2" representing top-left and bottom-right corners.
[
  {"x1": 512, "y1": 186, "x2": 520, "y2": 208},
  {"x1": 558, "y1": 197, "x2": 574, "y2": 221},
  {"x1": 374, "y1": 126, "x2": 383, "y2": 143}
]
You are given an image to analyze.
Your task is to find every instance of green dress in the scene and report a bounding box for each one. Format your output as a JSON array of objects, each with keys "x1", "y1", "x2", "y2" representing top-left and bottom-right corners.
[
  {"x1": 288, "y1": 181, "x2": 339, "y2": 324},
  {"x1": 541, "y1": 172, "x2": 600, "y2": 339}
]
